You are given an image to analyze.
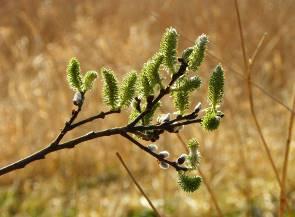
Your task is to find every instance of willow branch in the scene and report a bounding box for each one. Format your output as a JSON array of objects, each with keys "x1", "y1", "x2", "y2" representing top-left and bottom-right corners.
[
  {"x1": 68, "y1": 109, "x2": 120, "y2": 130},
  {"x1": 0, "y1": 108, "x2": 208, "y2": 176},
  {"x1": 121, "y1": 133, "x2": 187, "y2": 171}
]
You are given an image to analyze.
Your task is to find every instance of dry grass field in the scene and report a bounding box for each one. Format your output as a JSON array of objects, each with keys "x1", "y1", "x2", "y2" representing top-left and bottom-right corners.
[{"x1": 0, "y1": 0, "x2": 294, "y2": 216}]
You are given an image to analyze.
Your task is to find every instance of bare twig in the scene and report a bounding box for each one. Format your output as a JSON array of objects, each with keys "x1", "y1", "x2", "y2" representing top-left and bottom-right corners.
[
  {"x1": 68, "y1": 109, "x2": 120, "y2": 130},
  {"x1": 234, "y1": 0, "x2": 282, "y2": 188},
  {"x1": 176, "y1": 133, "x2": 224, "y2": 217},
  {"x1": 279, "y1": 94, "x2": 295, "y2": 217},
  {"x1": 116, "y1": 152, "x2": 163, "y2": 217}
]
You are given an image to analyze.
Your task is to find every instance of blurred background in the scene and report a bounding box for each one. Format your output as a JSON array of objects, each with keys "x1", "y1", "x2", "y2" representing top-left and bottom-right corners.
[{"x1": 0, "y1": 0, "x2": 294, "y2": 216}]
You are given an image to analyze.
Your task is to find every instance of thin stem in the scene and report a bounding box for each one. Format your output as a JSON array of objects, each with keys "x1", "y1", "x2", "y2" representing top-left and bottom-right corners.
[
  {"x1": 116, "y1": 152, "x2": 163, "y2": 217},
  {"x1": 234, "y1": 0, "x2": 282, "y2": 188},
  {"x1": 234, "y1": 0, "x2": 248, "y2": 70},
  {"x1": 121, "y1": 133, "x2": 187, "y2": 171},
  {"x1": 279, "y1": 94, "x2": 295, "y2": 217},
  {"x1": 176, "y1": 133, "x2": 224, "y2": 217},
  {"x1": 69, "y1": 109, "x2": 120, "y2": 130},
  {"x1": 51, "y1": 103, "x2": 83, "y2": 147}
]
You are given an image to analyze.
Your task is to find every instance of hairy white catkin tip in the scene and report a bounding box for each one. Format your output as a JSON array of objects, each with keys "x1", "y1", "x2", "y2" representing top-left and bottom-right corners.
[
  {"x1": 73, "y1": 92, "x2": 83, "y2": 106},
  {"x1": 159, "y1": 151, "x2": 170, "y2": 159},
  {"x1": 157, "y1": 113, "x2": 171, "y2": 124},
  {"x1": 176, "y1": 154, "x2": 187, "y2": 165},
  {"x1": 194, "y1": 102, "x2": 202, "y2": 113},
  {"x1": 199, "y1": 33, "x2": 209, "y2": 44},
  {"x1": 159, "y1": 161, "x2": 169, "y2": 169},
  {"x1": 147, "y1": 144, "x2": 158, "y2": 153}
]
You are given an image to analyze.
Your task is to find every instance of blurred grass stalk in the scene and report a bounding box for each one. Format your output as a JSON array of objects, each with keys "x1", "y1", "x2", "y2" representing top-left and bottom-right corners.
[{"x1": 234, "y1": 0, "x2": 294, "y2": 215}]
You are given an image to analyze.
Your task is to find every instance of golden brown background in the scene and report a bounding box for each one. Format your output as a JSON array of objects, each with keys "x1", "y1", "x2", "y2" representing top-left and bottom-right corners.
[{"x1": 0, "y1": 0, "x2": 294, "y2": 216}]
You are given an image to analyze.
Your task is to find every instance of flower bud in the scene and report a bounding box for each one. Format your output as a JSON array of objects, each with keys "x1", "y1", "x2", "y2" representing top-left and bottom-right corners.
[
  {"x1": 73, "y1": 92, "x2": 83, "y2": 106},
  {"x1": 159, "y1": 161, "x2": 169, "y2": 169},
  {"x1": 147, "y1": 144, "x2": 158, "y2": 153},
  {"x1": 176, "y1": 154, "x2": 187, "y2": 165},
  {"x1": 158, "y1": 151, "x2": 170, "y2": 159}
]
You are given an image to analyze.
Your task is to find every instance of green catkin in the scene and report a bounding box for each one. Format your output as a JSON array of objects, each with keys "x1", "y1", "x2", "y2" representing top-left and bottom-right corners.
[
  {"x1": 138, "y1": 74, "x2": 153, "y2": 98},
  {"x1": 181, "y1": 47, "x2": 194, "y2": 64},
  {"x1": 177, "y1": 76, "x2": 202, "y2": 92},
  {"x1": 187, "y1": 138, "x2": 200, "y2": 168},
  {"x1": 178, "y1": 172, "x2": 202, "y2": 192},
  {"x1": 82, "y1": 71, "x2": 98, "y2": 92},
  {"x1": 188, "y1": 34, "x2": 208, "y2": 72},
  {"x1": 66, "y1": 57, "x2": 83, "y2": 92},
  {"x1": 208, "y1": 64, "x2": 225, "y2": 109},
  {"x1": 201, "y1": 108, "x2": 220, "y2": 131},
  {"x1": 173, "y1": 90, "x2": 189, "y2": 115},
  {"x1": 142, "y1": 53, "x2": 164, "y2": 89},
  {"x1": 159, "y1": 27, "x2": 178, "y2": 74},
  {"x1": 119, "y1": 71, "x2": 137, "y2": 108},
  {"x1": 101, "y1": 67, "x2": 119, "y2": 110}
]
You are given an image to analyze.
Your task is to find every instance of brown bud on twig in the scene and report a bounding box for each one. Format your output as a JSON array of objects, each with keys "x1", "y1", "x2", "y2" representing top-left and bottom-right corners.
[
  {"x1": 176, "y1": 154, "x2": 187, "y2": 165},
  {"x1": 158, "y1": 151, "x2": 170, "y2": 159},
  {"x1": 159, "y1": 161, "x2": 169, "y2": 169}
]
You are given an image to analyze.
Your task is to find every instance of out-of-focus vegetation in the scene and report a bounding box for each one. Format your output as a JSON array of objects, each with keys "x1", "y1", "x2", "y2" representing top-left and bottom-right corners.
[{"x1": 0, "y1": 0, "x2": 294, "y2": 216}]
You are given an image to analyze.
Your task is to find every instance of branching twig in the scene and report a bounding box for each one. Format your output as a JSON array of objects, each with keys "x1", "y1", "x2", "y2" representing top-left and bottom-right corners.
[
  {"x1": 0, "y1": 102, "x2": 207, "y2": 176},
  {"x1": 116, "y1": 152, "x2": 163, "y2": 217}
]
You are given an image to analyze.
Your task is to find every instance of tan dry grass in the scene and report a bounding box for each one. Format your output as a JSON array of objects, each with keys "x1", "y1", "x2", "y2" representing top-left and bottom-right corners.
[{"x1": 0, "y1": 0, "x2": 294, "y2": 216}]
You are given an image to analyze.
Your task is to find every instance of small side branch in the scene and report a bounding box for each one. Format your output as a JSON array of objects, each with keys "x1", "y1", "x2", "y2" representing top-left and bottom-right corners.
[
  {"x1": 121, "y1": 133, "x2": 187, "y2": 171},
  {"x1": 68, "y1": 109, "x2": 120, "y2": 130}
]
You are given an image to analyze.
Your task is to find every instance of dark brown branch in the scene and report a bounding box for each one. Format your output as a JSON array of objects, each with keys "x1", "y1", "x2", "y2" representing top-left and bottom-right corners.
[
  {"x1": 49, "y1": 102, "x2": 83, "y2": 147},
  {"x1": 0, "y1": 127, "x2": 125, "y2": 176},
  {"x1": 120, "y1": 133, "x2": 188, "y2": 171},
  {"x1": 0, "y1": 113, "x2": 206, "y2": 176},
  {"x1": 68, "y1": 109, "x2": 120, "y2": 130}
]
